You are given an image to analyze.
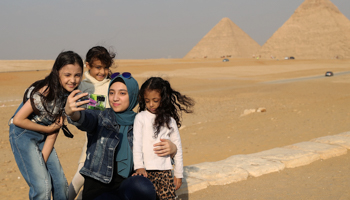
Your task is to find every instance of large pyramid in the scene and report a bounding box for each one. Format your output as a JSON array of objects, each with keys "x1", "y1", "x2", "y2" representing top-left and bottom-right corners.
[
  {"x1": 258, "y1": 0, "x2": 350, "y2": 59},
  {"x1": 184, "y1": 17, "x2": 260, "y2": 59}
]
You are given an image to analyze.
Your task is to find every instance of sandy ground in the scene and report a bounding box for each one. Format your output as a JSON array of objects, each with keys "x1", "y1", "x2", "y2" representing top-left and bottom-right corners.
[{"x1": 1, "y1": 58, "x2": 350, "y2": 199}]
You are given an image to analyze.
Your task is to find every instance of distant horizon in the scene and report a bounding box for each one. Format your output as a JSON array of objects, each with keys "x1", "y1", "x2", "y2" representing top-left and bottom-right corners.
[{"x1": 1, "y1": 0, "x2": 349, "y2": 60}]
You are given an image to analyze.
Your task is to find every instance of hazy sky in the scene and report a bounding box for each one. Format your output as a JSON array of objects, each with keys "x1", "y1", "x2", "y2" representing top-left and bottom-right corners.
[{"x1": 1, "y1": 0, "x2": 349, "y2": 60}]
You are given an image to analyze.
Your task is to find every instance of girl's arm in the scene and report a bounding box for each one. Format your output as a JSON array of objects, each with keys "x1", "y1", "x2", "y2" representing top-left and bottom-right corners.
[
  {"x1": 169, "y1": 119, "x2": 183, "y2": 190},
  {"x1": 42, "y1": 131, "x2": 58, "y2": 162},
  {"x1": 13, "y1": 99, "x2": 62, "y2": 134},
  {"x1": 41, "y1": 116, "x2": 64, "y2": 162},
  {"x1": 174, "y1": 177, "x2": 182, "y2": 191},
  {"x1": 132, "y1": 114, "x2": 146, "y2": 171}
]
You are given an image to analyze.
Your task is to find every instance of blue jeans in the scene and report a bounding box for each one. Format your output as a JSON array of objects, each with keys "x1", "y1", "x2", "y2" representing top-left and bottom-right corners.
[
  {"x1": 94, "y1": 176, "x2": 156, "y2": 200},
  {"x1": 9, "y1": 124, "x2": 68, "y2": 200}
]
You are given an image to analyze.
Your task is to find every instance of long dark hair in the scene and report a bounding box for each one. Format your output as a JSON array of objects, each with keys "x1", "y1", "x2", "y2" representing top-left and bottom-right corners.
[
  {"x1": 23, "y1": 51, "x2": 83, "y2": 121},
  {"x1": 138, "y1": 77, "x2": 194, "y2": 137},
  {"x1": 85, "y1": 46, "x2": 116, "y2": 79}
]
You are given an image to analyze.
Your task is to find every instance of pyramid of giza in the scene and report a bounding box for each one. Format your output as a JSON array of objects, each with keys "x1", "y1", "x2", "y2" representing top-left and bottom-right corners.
[
  {"x1": 258, "y1": 0, "x2": 350, "y2": 59},
  {"x1": 184, "y1": 17, "x2": 260, "y2": 59}
]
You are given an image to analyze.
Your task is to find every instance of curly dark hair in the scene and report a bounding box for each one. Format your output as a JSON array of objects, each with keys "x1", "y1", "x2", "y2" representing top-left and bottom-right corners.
[
  {"x1": 85, "y1": 46, "x2": 116, "y2": 79},
  {"x1": 138, "y1": 77, "x2": 194, "y2": 137},
  {"x1": 23, "y1": 51, "x2": 84, "y2": 121}
]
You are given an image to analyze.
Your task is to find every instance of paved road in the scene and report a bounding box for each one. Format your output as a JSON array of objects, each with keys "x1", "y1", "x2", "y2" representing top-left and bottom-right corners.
[{"x1": 263, "y1": 71, "x2": 350, "y2": 84}]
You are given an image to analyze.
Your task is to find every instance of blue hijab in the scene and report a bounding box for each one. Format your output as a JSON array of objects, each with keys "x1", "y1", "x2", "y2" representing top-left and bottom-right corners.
[{"x1": 108, "y1": 74, "x2": 139, "y2": 178}]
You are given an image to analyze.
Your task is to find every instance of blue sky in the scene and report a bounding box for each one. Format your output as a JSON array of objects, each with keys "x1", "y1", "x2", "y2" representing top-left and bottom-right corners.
[{"x1": 1, "y1": 0, "x2": 349, "y2": 60}]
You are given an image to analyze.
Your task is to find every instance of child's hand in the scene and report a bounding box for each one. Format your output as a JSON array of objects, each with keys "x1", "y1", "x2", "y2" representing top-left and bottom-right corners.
[
  {"x1": 174, "y1": 177, "x2": 182, "y2": 190},
  {"x1": 46, "y1": 117, "x2": 63, "y2": 134},
  {"x1": 132, "y1": 168, "x2": 147, "y2": 178}
]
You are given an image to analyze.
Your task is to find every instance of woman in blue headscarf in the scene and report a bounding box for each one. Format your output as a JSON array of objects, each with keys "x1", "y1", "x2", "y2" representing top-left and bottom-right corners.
[{"x1": 64, "y1": 73, "x2": 177, "y2": 200}]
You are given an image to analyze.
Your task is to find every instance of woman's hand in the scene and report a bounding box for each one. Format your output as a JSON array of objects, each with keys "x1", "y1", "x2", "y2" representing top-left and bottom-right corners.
[
  {"x1": 64, "y1": 90, "x2": 89, "y2": 121},
  {"x1": 153, "y1": 138, "x2": 177, "y2": 157},
  {"x1": 174, "y1": 177, "x2": 182, "y2": 190},
  {"x1": 132, "y1": 168, "x2": 148, "y2": 178}
]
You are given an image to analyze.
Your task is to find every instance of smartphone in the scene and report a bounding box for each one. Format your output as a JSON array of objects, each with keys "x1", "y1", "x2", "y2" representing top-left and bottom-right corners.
[{"x1": 77, "y1": 93, "x2": 106, "y2": 111}]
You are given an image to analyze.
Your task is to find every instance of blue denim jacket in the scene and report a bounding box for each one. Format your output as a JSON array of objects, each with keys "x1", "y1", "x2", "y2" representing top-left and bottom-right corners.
[{"x1": 68, "y1": 108, "x2": 133, "y2": 184}]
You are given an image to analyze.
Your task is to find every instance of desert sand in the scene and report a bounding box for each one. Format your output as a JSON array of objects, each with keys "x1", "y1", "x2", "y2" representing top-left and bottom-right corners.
[{"x1": 1, "y1": 58, "x2": 350, "y2": 199}]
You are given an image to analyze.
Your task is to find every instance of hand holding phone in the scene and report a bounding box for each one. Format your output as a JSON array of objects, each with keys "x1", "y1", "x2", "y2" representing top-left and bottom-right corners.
[
  {"x1": 76, "y1": 92, "x2": 90, "y2": 109},
  {"x1": 76, "y1": 93, "x2": 106, "y2": 111}
]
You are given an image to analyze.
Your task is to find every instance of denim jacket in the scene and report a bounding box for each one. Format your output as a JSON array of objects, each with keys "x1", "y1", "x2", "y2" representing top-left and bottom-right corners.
[{"x1": 68, "y1": 108, "x2": 133, "y2": 184}]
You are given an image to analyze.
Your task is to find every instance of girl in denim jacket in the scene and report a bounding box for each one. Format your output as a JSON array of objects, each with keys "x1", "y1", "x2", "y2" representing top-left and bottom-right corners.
[
  {"x1": 68, "y1": 46, "x2": 115, "y2": 200},
  {"x1": 9, "y1": 51, "x2": 84, "y2": 200},
  {"x1": 65, "y1": 74, "x2": 177, "y2": 200}
]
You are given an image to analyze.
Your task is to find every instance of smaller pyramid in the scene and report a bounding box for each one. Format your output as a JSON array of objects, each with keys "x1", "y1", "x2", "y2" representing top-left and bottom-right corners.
[{"x1": 184, "y1": 18, "x2": 260, "y2": 59}]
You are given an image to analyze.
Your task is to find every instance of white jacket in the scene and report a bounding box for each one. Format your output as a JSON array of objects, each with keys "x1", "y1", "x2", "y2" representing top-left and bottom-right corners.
[{"x1": 133, "y1": 110, "x2": 183, "y2": 178}]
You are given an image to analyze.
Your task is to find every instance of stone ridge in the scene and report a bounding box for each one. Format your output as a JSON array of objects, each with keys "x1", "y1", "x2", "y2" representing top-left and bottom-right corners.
[{"x1": 177, "y1": 131, "x2": 350, "y2": 195}]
